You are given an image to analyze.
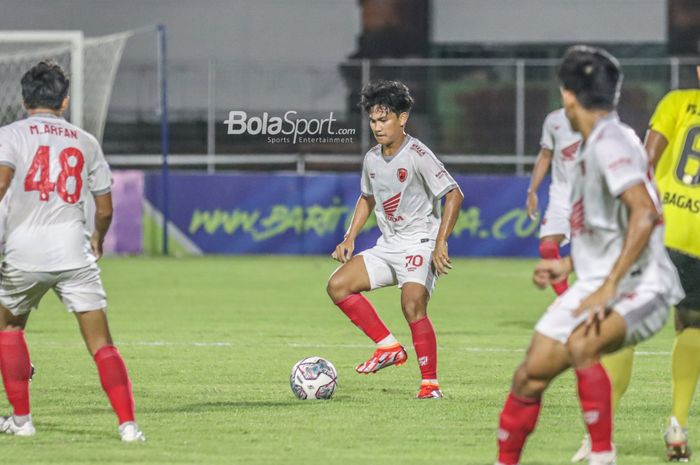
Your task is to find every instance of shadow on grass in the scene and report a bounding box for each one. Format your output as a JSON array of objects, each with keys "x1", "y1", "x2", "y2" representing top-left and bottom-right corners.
[{"x1": 145, "y1": 400, "x2": 310, "y2": 413}]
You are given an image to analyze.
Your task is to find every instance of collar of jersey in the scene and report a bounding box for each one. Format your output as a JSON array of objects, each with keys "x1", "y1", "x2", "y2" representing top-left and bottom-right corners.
[
  {"x1": 587, "y1": 112, "x2": 619, "y2": 142},
  {"x1": 380, "y1": 134, "x2": 412, "y2": 163},
  {"x1": 28, "y1": 112, "x2": 64, "y2": 120}
]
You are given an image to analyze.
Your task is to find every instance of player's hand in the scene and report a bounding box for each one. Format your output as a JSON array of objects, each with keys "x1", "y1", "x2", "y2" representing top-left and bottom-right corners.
[
  {"x1": 432, "y1": 240, "x2": 452, "y2": 276},
  {"x1": 90, "y1": 232, "x2": 105, "y2": 261},
  {"x1": 533, "y1": 258, "x2": 570, "y2": 289},
  {"x1": 526, "y1": 191, "x2": 539, "y2": 221},
  {"x1": 573, "y1": 281, "x2": 616, "y2": 335},
  {"x1": 331, "y1": 238, "x2": 354, "y2": 263}
]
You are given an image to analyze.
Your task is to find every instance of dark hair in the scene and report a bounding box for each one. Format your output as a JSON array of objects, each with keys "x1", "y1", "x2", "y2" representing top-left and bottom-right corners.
[
  {"x1": 359, "y1": 80, "x2": 414, "y2": 115},
  {"x1": 557, "y1": 45, "x2": 622, "y2": 110},
  {"x1": 21, "y1": 60, "x2": 70, "y2": 110}
]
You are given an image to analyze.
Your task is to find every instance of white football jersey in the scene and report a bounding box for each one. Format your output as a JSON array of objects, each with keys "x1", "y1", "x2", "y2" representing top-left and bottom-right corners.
[
  {"x1": 540, "y1": 108, "x2": 582, "y2": 191},
  {"x1": 569, "y1": 113, "x2": 683, "y2": 301},
  {"x1": 0, "y1": 113, "x2": 112, "y2": 271},
  {"x1": 360, "y1": 135, "x2": 457, "y2": 249}
]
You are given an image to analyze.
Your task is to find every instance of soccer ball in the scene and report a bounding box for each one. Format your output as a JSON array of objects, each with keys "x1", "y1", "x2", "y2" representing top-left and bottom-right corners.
[{"x1": 290, "y1": 356, "x2": 337, "y2": 400}]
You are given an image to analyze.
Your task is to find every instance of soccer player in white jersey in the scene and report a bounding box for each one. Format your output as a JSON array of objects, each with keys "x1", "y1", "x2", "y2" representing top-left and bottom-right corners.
[
  {"x1": 494, "y1": 46, "x2": 684, "y2": 465},
  {"x1": 0, "y1": 61, "x2": 144, "y2": 441},
  {"x1": 526, "y1": 108, "x2": 581, "y2": 296},
  {"x1": 326, "y1": 80, "x2": 464, "y2": 399}
]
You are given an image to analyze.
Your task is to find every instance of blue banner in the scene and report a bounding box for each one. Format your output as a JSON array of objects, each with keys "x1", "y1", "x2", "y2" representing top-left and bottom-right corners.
[{"x1": 145, "y1": 173, "x2": 552, "y2": 257}]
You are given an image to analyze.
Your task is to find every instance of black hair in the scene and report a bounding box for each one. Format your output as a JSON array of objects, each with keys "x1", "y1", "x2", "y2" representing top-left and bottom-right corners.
[
  {"x1": 557, "y1": 45, "x2": 622, "y2": 110},
  {"x1": 21, "y1": 60, "x2": 70, "y2": 110},
  {"x1": 359, "y1": 80, "x2": 414, "y2": 115}
]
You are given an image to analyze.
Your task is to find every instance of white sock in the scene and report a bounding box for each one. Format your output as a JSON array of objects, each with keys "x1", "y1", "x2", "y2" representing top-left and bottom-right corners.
[
  {"x1": 421, "y1": 379, "x2": 438, "y2": 385},
  {"x1": 13, "y1": 414, "x2": 31, "y2": 426},
  {"x1": 377, "y1": 334, "x2": 398, "y2": 348}
]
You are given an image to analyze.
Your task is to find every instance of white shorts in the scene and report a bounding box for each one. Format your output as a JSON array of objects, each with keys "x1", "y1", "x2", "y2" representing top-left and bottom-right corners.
[
  {"x1": 359, "y1": 244, "x2": 436, "y2": 294},
  {"x1": 540, "y1": 186, "x2": 571, "y2": 239},
  {"x1": 0, "y1": 262, "x2": 107, "y2": 316},
  {"x1": 535, "y1": 279, "x2": 671, "y2": 346}
]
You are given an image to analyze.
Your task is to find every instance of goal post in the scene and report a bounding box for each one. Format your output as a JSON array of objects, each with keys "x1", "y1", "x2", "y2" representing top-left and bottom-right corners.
[{"x1": 0, "y1": 26, "x2": 171, "y2": 255}]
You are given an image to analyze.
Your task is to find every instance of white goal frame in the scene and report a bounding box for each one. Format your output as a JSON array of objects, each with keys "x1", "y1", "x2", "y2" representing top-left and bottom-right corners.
[{"x1": 0, "y1": 30, "x2": 84, "y2": 128}]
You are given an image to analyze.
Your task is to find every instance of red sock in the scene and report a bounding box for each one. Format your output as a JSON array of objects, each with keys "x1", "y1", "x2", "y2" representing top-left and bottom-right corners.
[
  {"x1": 576, "y1": 363, "x2": 613, "y2": 452},
  {"x1": 539, "y1": 240, "x2": 568, "y2": 295},
  {"x1": 335, "y1": 294, "x2": 390, "y2": 344},
  {"x1": 94, "y1": 345, "x2": 135, "y2": 424},
  {"x1": 409, "y1": 316, "x2": 437, "y2": 380},
  {"x1": 497, "y1": 391, "x2": 542, "y2": 465},
  {"x1": 0, "y1": 331, "x2": 32, "y2": 416}
]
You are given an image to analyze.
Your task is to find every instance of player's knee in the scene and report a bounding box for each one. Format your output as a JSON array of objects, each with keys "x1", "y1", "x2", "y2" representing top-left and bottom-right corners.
[
  {"x1": 513, "y1": 363, "x2": 548, "y2": 396},
  {"x1": 539, "y1": 240, "x2": 560, "y2": 260},
  {"x1": 326, "y1": 274, "x2": 349, "y2": 302},
  {"x1": 401, "y1": 299, "x2": 426, "y2": 323},
  {"x1": 566, "y1": 336, "x2": 597, "y2": 368}
]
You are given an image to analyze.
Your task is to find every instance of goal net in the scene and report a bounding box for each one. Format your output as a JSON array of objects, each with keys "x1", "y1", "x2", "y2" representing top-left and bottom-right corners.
[{"x1": 0, "y1": 30, "x2": 132, "y2": 142}]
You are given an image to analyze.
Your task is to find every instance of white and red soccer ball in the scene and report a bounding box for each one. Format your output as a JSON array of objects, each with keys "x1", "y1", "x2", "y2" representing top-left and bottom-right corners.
[{"x1": 290, "y1": 356, "x2": 337, "y2": 400}]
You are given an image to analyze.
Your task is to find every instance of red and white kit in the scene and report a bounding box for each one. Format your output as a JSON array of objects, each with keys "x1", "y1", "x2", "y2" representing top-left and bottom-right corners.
[
  {"x1": 0, "y1": 113, "x2": 112, "y2": 314},
  {"x1": 359, "y1": 135, "x2": 457, "y2": 293},
  {"x1": 535, "y1": 114, "x2": 685, "y2": 345},
  {"x1": 539, "y1": 108, "x2": 582, "y2": 238}
]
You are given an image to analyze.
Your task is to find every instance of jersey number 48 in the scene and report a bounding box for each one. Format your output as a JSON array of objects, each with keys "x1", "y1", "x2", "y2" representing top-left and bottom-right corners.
[{"x1": 24, "y1": 145, "x2": 84, "y2": 204}]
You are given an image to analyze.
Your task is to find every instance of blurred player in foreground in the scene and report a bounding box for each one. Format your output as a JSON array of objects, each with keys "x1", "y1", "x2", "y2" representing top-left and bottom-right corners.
[
  {"x1": 326, "y1": 80, "x2": 463, "y2": 399},
  {"x1": 494, "y1": 46, "x2": 684, "y2": 465},
  {"x1": 0, "y1": 61, "x2": 144, "y2": 441},
  {"x1": 528, "y1": 109, "x2": 637, "y2": 463},
  {"x1": 645, "y1": 66, "x2": 700, "y2": 461}
]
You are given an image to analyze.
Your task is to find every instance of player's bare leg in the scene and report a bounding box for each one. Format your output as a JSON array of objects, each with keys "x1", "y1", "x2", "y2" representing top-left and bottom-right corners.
[
  {"x1": 666, "y1": 308, "x2": 700, "y2": 462},
  {"x1": 0, "y1": 305, "x2": 34, "y2": 436},
  {"x1": 539, "y1": 234, "x2": 568, "y2": 295},
  {"x1": 75, "y1": 309, "x2": 144, "y2": 442},
  {"x1": 401, "y1": 283, "x2": 440, "y2": 398},
  {"x1": 497, "y1": 313, "x2": 626, "y2": 465},
  {"x1": 497, "y1": 332, "x2": 570, "y2": 465},
  {"x1": 327, "y1": 256, "x2": 405, "y2": 374}
]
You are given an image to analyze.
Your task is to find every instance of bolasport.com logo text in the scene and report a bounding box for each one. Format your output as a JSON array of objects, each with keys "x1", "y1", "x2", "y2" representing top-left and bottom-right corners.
[{"x1": 224, "y1": 110, "x2": 356, "y2": 144}]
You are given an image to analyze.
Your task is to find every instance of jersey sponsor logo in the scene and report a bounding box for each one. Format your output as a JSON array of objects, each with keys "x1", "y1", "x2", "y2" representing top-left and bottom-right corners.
[
  {"x1": 435, "y1": 169, "x2": 447, "y2": 179},
  {"x1": 382, "y1": 192, "x2": 404, "y2": 222},
  {"x1": 561, "y1": 140, "x2": 581, "y2": 161},
  {"x1": 369, "y1": 172, "x2": 375, "y2": 179},
  {"x1": 569, "y1": 198, "x2": 587, "y2": 236},
  {"x1": 410, "y1": 143, "x2": 427, "y2": 157},
  {"x1": 397, "y1": 168, "x2": 407, "y2": 183},
  {"x1": 607, "y1": 156, "x2": 633, "y2": 171},
  {"x1": 663, "y1": 191, "x2": 700, "y2": 214}
]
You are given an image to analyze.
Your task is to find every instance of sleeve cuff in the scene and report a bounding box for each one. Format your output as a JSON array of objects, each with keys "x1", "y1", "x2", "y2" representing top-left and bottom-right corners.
[
  {"x1": 0, "y1": 161, "x2": 16, "y2": 170},
  {"x1": 610, "y1": 177, "x2": 644, "y2": 198},
  {"x1": 91, "y1": 187, "x2": 112, "y2": 196},
  {"x1": 435, "y1": 183, "x2": 458, "y2": 199}
]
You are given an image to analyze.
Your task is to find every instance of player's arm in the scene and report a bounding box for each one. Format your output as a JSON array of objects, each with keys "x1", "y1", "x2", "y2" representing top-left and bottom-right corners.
[
  {"x1": 0, "y1": 165, "x2": 14, "y2": 202},
  {"x1": 332, "y1": 194, "x2": 375, "y2": 263},
  {"x1": 526, "y1": 148, "x2": 553, "y2": 220},
  {"x1": 90, "y1": 192, "x2": 113, "y2": 260},
  {"x1": 432, "y1": 186, "x2": 464, "y2": 276},
  {"x1": 574, "y1": 182, "x2": 659, "y2": 328},
  {"x1": 643, "y1": 128, "x2": 669, "y2": 169}
]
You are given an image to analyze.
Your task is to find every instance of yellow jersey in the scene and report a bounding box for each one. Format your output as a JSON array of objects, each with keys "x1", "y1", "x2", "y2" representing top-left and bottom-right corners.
[{"x1": 648, "y1": 89, "x2": 700, "y2": 258}]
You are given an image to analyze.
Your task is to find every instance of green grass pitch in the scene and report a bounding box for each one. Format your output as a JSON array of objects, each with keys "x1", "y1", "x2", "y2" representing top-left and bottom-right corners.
[{"x1": 0, "y1": 256, "x2": 687, "y2": 464}]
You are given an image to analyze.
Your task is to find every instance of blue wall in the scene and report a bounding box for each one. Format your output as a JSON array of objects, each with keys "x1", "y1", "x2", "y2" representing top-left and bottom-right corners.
[{"x1": 145, "y1": 173, "x2": 551, "y2": 257}]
